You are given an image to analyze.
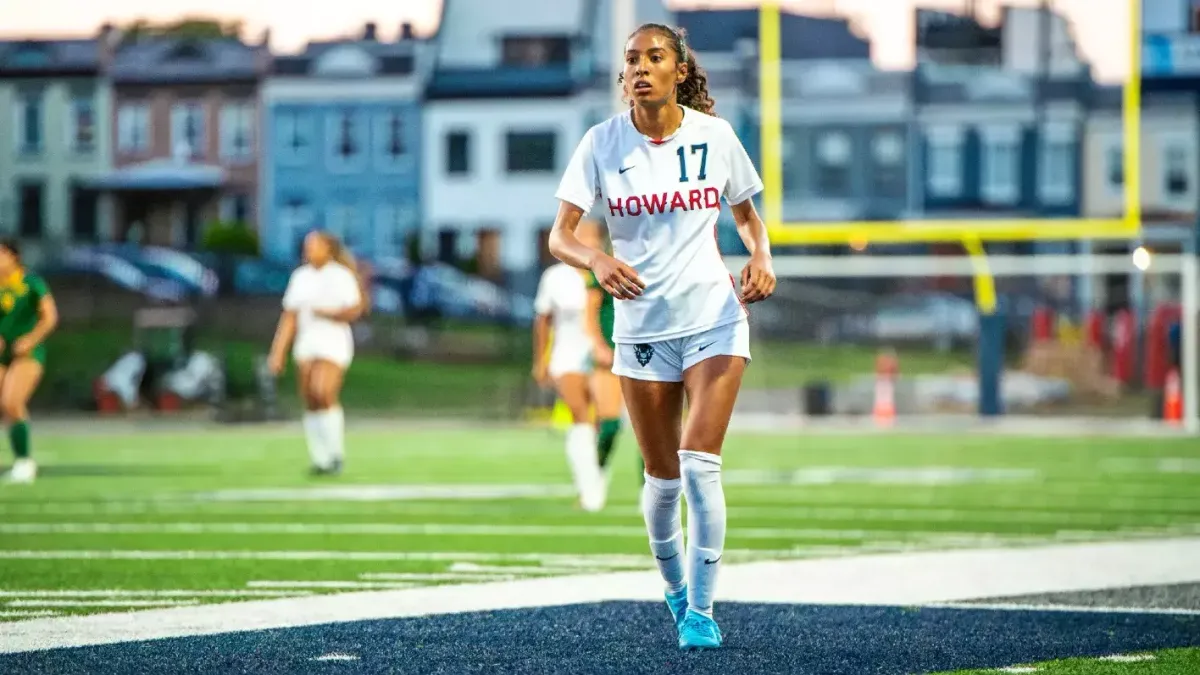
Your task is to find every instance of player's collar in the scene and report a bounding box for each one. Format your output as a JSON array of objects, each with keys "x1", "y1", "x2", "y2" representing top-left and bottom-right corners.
[{"x1": 629, "y1": 106, "x2": 692, "y2": 146}]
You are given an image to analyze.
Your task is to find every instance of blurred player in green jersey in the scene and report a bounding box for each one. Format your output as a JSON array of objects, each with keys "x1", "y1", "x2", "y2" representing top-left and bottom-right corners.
[
  {"x1": 0, "y1": 239, "x2": 58, "y2": 483},
  {"x1": 580, "y1": 221, "x2": 634, "y2": 488}
]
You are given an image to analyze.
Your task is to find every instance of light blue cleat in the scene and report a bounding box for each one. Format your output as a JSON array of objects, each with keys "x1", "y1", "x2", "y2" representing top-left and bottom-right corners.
[
  {"x1": 665, "y1": 586, "x2": 689, "y2": 631},
  {"x1": 678, "y1": 609, "x2": 722, "y2": 650}
]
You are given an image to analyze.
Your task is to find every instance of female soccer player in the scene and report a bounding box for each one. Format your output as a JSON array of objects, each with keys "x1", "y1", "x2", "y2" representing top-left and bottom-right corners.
[
  {"x1": 532, "y1": 232, "x2": 606, "y2": 512},
  {"x1": 268, "y1": 231, "x2": 365, "y2": 476},
  {"x1": 0, "y1": 239, "x2": 57, "y2": 484},
  {"x1": 581, "y1": 221, "x2": 629, "y2": 484},
  {"x1": 548, "y1": 24, "x2": 775, "y2": 650}
]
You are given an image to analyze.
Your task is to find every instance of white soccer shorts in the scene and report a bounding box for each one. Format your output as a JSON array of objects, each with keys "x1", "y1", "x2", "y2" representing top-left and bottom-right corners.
[
  {"x1": 612, "y1": 319, "x2": 751, "y2": 382},
  {"x1": 548, "y1": 342, "x2": 593, "y2": 379},
  {"x1": 293, "y1": 335, "x2": 354, "y2": 369}
]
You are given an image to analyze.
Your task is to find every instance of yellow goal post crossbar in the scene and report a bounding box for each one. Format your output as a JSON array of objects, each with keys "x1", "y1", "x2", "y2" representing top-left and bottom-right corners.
[{"x1": 756, "y1": 0, "x2": 1143, "y2": 247}]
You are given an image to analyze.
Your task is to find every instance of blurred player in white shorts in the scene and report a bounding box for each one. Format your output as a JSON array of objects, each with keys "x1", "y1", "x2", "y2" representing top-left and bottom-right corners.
[
  {"x1": 546, "y1": 23, "x2": 776, "y2": 651},
  {"x1": 531, "y1": 220, "x2": 610, "y2": 512},
  {"x1": 268, "y1": 231, "x2": 367, "y2": 476}
]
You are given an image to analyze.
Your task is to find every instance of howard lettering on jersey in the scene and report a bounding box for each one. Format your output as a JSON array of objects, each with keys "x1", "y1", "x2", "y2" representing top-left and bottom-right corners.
[{"x1": 607, "y1": 187, "x2": 721, "y2": 217}]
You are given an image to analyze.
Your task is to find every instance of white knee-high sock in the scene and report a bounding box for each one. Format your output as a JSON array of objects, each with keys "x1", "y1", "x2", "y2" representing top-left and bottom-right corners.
[
  {"x1": 680, "y1": 449, "x2": 726, "y2": 617},
  {"x1": 302, "y1": 412, "x2": 330, "y2": 468},
  {"x1": 319, "y1": 406, "x2": 345, "y2": 462},
  {"x1": 566, "y1": 423, "x2": 604, "y2": 511},
  {"x1": 642, "y1": 473, "x2": 685, "y2": 594}
]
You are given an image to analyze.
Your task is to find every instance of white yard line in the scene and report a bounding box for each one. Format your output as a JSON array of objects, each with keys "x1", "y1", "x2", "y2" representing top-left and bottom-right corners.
[
  {"x1": 245, "y1": 581, "x2": 416, "y2": 590},
  {"x1": 359, "y1": 572, "x2": 525, "y2": 582},
  {"x1": 1, "y1": 537, "x2": 1198, "y2": 654},
  {"x1": 0, "y1": 611, "x2": 59, "y2": 618},
  {"x1": 6, "y1": 600, "x2": 201, "y2": 608},
  {"x1": 0, "y1": 590, "x2": 311, "y2": 598}
]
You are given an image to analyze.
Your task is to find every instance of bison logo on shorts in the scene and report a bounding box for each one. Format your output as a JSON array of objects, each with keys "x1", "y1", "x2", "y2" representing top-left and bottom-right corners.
[{"x1": 633, "y1": 343, "x2": 654, "y2": 367}]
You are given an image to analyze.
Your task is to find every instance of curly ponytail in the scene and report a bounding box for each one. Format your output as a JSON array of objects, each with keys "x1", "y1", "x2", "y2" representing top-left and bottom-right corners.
[{"x1": 623, "y1": 24, "x2": 717, "y2": 116}]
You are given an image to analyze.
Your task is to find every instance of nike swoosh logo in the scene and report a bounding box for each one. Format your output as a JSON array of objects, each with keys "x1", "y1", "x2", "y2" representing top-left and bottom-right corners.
[
  {"x1": 697, "y1": 342, "x2": 716, "y2": 352},
  {"x1": 655, "y1": 553, "x2": 679, "y2": 561},
  {"x1": 618, "y1": 166, "x2": 634, "y2": 174},
  {"x1": 703, "y1": 556, "x2": 721, "y2": 565}
]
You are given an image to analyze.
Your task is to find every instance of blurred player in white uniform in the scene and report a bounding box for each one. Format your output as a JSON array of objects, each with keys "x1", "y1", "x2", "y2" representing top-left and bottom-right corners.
[
  {"x1": 531, "y1": 220, "x2": 609, "y2": 512},
  {"x1": 547, "y1": 24, "x2": 775, "y2": 651},
  {"x1": 268, "y1": 231, "x2": 367, "y2": 476}
]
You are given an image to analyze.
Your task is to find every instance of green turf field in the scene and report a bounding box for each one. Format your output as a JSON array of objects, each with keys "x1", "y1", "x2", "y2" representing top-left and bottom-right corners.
[
  {"x1": 0, "y1": 424, "x2": 1197, "y2": 622},
  {"x1": 936, "y1": 646, "x2": 1200, "y2": 673}
]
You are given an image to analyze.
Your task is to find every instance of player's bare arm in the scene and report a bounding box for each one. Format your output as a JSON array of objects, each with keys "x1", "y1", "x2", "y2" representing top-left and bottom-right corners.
[
  {"x1": 268, "y1": 310, "x2": 297, "y2": 375},
  {"x1": 730, "y1": 199, "x2": 776, "y2": 304},
  {"x1": 549, "y1": 201, "x2": 644, "y2": 300},
  {"x1": 531, "y1": 311, "x2": 551, "y2": 386},
  {"x1": 14, "y1": 295, "x2": 58, "y2": 357}
]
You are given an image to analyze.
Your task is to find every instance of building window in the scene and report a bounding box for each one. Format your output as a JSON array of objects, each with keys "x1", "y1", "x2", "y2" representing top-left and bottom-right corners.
[
  {"x1": 1164, "y1": 144, "x2": 1189, "y2": 198},
  {"x1": 375, "y1": 110, "x2": 408, "y2": 170},
  {"x1": 506, "y1": 131, "x2": 557, "y2": 173},
  {"x1": 118, "y1": 103, "x2": 151, "y2": 154},
  {"x1": 171, "y1": 102, "x2": 206, "y2": 159},
  {"x1": 501, "y1": 36, "x2": 571, "y2": 66},
  {"x1": 980, "y1": 126, "x2": 1020, "y2": 204},
  {"x1": 374, "y1": 203, "x2": 415, "y2": 258},
  {"x1": 14, "y1": 91, "x2": 43, "y2": 156},
  {"x1": 326, "y1": 205, "x2": 356, "y2": 244},
  {"x1": 220, "y1": 102, "x2": 255, "y2": 162},
  {"x1": 927, "y1": 127, "x2": 963, "y2": 197},
  {"x1": 220, "y1": 193, "x2": 251, "y2": 225},
  {"x1": 281, "y1": 197, "x2": 313, "y2": 253},
  {"x1": 871, "y1": 130, "x2": 905, "y2": 198},
  {"x1": 327, "y1": 110, "x2": 365, "y2": 171},
  {"x1": 17, "y1": 181, "x2": 44, "y2": 238},
  {"x1": 446, "y1": 131, "x2": 470, "y2": 175},
  {"x1": 276, "y1": 109, "x2": 311, "y2": 163},
  {"x1": 70, "y1": 96, "x2": 96, "y2": 154},
  {"x1": 1106, "y1": 145, "x2": 1124, "y2": 192},
  {"x1": 437, "y1": 229, "x2": 459, "y2": 264},
  {"x1": 814, "y1": 131, "x2": 852, "y2": 197},
  {"x1": 1038, "y1": 133, "x2": 1074, "y2": 205}
]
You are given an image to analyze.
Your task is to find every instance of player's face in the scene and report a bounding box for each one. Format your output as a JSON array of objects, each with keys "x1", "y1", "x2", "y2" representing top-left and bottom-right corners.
[
  {"x1": 624, "y1": 30, "x2": 687, "y2": 107},
  {"x1": 304, "y1": 234, "x2": 331, "y2": 266}
]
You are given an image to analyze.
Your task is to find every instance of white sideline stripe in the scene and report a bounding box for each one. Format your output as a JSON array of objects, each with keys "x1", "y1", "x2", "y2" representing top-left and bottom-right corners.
[
  {"x1": 2, "y1": 537, "x2": 1199, "y2": 654},
  {"x1": 928, "y1": 602, "x2": 1200, "y2": 616},
  {"x1": 0, "y1": 590, "x2": 312, "y2": 598},
  {"x1": 0, "y1": 521, "x2": 1155, "y2": 542},
  {"x1": 312, "y1": 653, "x2": 360, "y2": 662},
  {"x1": 359, "y1": 572, "x2": 526, "y2": 582},
  {"x1": 193, "y1": 484, "x2": 578, "y2": 502},
  {"x1": 1099, "y1": 654, "x2": 1156, "y2": 662},
  {"x1": 245, "y1": 581, "x2": 417, "y2": 590},
  {"x1": 0, "y1": 550, "x2": 661, "y2": 564},
  {"x1": 448, "y1": 563, "x2": 629, "y2": 574},
  {"x1": 6, "y1": 600, "x2": 201, "y2": 608},
  {"x1": 995, "y1": 668, "x2": 1038, "y2": 673},
  {"x1": 0, "y1": 611, "x2": 59, "y2": 618}
]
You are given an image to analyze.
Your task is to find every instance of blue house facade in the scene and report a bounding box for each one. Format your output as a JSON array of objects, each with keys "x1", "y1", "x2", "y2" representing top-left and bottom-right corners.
[{"x1": 261, "y1": 23, "x2": 425, "y2": 263}]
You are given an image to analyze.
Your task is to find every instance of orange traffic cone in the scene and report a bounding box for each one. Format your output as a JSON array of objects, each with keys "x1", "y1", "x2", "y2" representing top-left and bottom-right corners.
[
  {"x1": 873, "y1": 375, "x2": 896, "y2": 427},
  {"x1": 1163, "y1": 368, "x2": 1183, "y2": 425}
]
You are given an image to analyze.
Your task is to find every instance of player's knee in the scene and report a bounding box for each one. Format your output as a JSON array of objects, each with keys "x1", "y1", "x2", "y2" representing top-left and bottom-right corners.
[
  {"x1": 642, "y1": 450, "x2": 680, "y2": 480},
  {"x1": 0, "y1": 397, "x2": 25, "y2": 422}
]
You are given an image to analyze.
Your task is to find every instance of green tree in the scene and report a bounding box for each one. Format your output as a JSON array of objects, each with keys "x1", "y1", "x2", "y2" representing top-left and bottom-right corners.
[{"x1": 118, "y1": 18, "x2": 243, "y2": 44}]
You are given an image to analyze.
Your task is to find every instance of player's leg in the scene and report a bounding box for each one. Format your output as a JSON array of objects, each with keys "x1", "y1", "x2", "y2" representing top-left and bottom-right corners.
[
  {"x1": 614, "y1": 339, "x2": 689, "y2": 630},
  {"x1": 674, "y1": 320, "x2": 752, "y2": 649},
  {"x1": 591, "y1": 366, "x2": 625, "y2": 474},
  {"x1": 555, "y1": 371, "x2": 604, "y2": 511},
  {"x1": 1, "y1": 356, "x2": 44, "y2": 483},
  {"x1": 308, "y1": 359, "x2": 347, "y2": 474},
  {"x1": 295, "y1": 360, "x2": 331, "y2": 473}
]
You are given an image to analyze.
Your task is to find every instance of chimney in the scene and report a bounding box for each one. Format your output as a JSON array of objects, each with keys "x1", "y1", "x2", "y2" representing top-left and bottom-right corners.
[
  {"x1": 363, "y1": 22, "x2": 378, "y2": 41},
  {"x1": 400, "y1": 23, "x2": 414, "y2": 41}
]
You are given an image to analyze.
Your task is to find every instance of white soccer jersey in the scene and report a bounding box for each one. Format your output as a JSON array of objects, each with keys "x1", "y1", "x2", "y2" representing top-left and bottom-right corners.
[
  {"x1": 534, "y1": 262, "x2": 591, "y2": 350},
  {"x1": 282, "y1": 261, "x2": 362, "y2": 347},
  {"x1": 555, "y1": 106, "x2": 763, "y2": 343}
]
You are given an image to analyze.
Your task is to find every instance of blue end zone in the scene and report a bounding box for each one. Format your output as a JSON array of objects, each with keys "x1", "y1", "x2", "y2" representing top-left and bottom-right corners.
[{"x1": 3, "y1": 603, "x2": 1197, "y2": 674}]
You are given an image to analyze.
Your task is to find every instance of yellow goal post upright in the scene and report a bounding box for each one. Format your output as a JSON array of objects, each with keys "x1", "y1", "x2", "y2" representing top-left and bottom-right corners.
[{"x1": 746, "y1": 0, "x2": 1184, "y2": 423}]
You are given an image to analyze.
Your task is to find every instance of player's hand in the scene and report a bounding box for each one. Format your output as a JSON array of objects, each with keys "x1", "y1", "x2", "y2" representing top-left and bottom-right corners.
[
  {"x1": 593, "y1": 341, "x2": 614, "y2": 369},
  {"x1": 12, "y1": 336, "x2": 34, "y2": 357},
  {"x1": 589, "y1": 253, "x2": 644, "y2": 300},
  {"x1": 740, "y1": 252, "x2": 776, "y2": 304},
  {"x1": 267, "y1": 350, "x2": 286, "y2": 376}
]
